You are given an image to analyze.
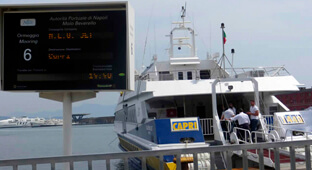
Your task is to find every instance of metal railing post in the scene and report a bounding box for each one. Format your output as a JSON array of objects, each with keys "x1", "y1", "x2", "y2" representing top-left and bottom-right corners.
[
  {"x1": 69, "y1": 161, "x2": 74, "y2": 170},
  {"x1": 306, "y1": 145, "x2": 311, "y2": 170},
  {"x1": 141, "y1": 156, "x2": 147, "y2": 170},
  {"x1": 51, "y1": 162, "x2": 55, "y2": 170},
  {"x1": 32, "y1": 164, "x2": 36, "y2": 170},
  {"x1": 226, "y1": 151, "x2": 232, "y2": 170},
  {"x1": 258, "y1": 148, "x2": 264, "y2": 170},
  {"x1": 242, "y1": 149, "x2": 248, "y2": 170},
  {"x1": 176, "y1": 154, "x2": 181, "y2": 170},
  {"x1": 193, "y1": 153, "x2": 198, "y2": 170},
  {"x1": 158, "y1": 154, "x2": 164, "y2": 170},
  {"x1": 106, "y1": 159, "x2": 110, "y2": 170},
  {"x1": 289, "y1": 146, "x2": 296, "y2": 170},
  {"x1": 123, "y1": 157, "x2": 129, "y2": 170},
  {"x1": 210, "y1": 152, "x2": 216, "y2": 170},
  {"x1": 274, "y1": 147, "x2": 280, "y2": 170},
  {"x1": 88, "y1": 160, "x2": 92, "y2": 170}
]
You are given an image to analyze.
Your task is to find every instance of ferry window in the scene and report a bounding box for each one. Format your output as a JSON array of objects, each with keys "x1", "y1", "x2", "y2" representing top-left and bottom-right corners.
[
  {"x1": 148, "y1": 112, "x2": 157, "y2": 119},
  {"x1": 159, "y1": 71, "x2": 173, "y2": 81},
  {"x1": 269, "y1": 106, "x2": 278, "y2": 115},
  {"x1": 187, "y1": 71, "x2": 192, "y2": 80},
  {"x1": 178, "y1": 72, "x2": 183, "y2": 80},
  {"x1": 115, "y1": 109, "x2": 125, "y2": 121},
  {"x1": 200, "y1": 70, "x2": 211, "y2": 79}
]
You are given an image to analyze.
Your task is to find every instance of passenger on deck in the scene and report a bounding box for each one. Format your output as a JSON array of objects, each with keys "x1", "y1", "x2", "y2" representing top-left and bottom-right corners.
[
  {"x1": 220, "y1": 107, "x2": 235, "y2": 140},
  {"x1": 247, "y1": 100, "x2": 260, "y2": 142},
  {"x1": 227, "y1": 108, "x2": 250, "y2": 142},
  {"x1": 229, "y1": 103, "x2": 236, "y2": 114}
]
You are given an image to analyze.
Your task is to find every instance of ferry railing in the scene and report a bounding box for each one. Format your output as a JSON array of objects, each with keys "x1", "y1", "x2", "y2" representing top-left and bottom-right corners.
[
  {"x1": 139, "y1": 66, "x2": 291, "y2": 81},
  {"x1": 199, "y1": 118, "x2": 214, "y2": 136},
  {"x1": 261, "y1": 115, "x2": 274, "y2": 132},
  {"x1": 225, "y1": 66, "x2": 290, "y2": 77},
  {"x1": 251, "y1": 131, "x2": 276, "y2": 159},
  {"x1": 1, "y1": 140, "x2": 312, "y2": 170},
  {"x1": 264, "y1": 124, "x2": 312, "y2": 141},
  {"x1": 220, "y1": 120, "x2": 232, "y2": 141},
  {"x1": 233, "y1": 127, "x2": 252, "y2": 144},
  {"x1": 285, "y1": 129, "x2": 312, "y2": 141}
]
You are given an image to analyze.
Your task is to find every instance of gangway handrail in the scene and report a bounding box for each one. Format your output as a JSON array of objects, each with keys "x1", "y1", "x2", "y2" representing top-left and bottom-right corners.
[
  {"x1": 250, "y1": 131, "x2": 276, "y2": 159},
  {"x1": 264, "y1": 124, "x2": 312, "y2": 141},
  {"x1": 220, "y1": 120, "x2": 232, "y2": 141},
  {"x1": 251, "y1": 131, "x2": 276, "y2": 143},
  {"x1": 233, "y1": 127, "x2": 252, "y2": 144}
]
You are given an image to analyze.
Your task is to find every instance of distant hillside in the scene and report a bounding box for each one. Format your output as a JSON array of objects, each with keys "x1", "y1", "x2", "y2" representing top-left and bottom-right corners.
[{"x1": 9, "y1": 103, "x2": 116, "y2": 118}]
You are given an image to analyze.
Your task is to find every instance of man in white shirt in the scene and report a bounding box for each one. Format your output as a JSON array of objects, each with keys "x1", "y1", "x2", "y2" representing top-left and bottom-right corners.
[
  {"x1": 247, "y1": 100, "x2": 259, "y2": 142},
  {"x1": 228, "y1": 108, "x2": 250, "y2": 141},
  {"x1": 220, "y1": 108, "x2": 235, "y2": 140},
  {"x1": 229, "y1": 109, "x2": 250, "y2": 128},
  {"x1": 221, "y1": 108, "x2": 235, "y2": 120}
]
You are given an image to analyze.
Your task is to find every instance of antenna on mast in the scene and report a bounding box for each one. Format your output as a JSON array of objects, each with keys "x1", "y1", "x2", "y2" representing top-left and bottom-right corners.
[{"x1": 181, "y1": 3, "x2": 186, "y2": 26}]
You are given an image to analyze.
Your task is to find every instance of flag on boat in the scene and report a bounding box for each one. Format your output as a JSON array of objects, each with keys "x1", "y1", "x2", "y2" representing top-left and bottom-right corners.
[{"x1": 223, "y1": 30, "x2": 227, "y2": 44}]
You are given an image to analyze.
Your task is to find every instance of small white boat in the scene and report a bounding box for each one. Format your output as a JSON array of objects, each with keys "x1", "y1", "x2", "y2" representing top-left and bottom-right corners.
[{"x1": 0, "y1": 117, "x2": 19, "y2": 128}]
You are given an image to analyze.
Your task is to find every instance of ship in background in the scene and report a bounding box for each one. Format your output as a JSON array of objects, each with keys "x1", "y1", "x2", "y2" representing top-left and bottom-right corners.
[
  {"x1": 113, "y1": 6, "x2": 310, "y2": 170},
  {"x1": 0, "y1": 116, "x2": 63, "y2": 128}
]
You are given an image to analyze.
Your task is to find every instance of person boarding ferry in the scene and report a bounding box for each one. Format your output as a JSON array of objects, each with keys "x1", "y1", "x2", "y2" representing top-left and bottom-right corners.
[
  {"x1": 221, "y1": 107, "x2": 235, "y2": 140},
  {"x1": 247, "y1": 100, "x2": 259, "y2": 142},
  {"x1": 227, "y1": 108, "x2": 250, "y2": 141}
]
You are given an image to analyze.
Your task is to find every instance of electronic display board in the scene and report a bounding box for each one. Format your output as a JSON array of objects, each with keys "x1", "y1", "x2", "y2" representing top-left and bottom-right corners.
[{"x1": 1, "y1": 4, "x2": 134, "y2": 91}]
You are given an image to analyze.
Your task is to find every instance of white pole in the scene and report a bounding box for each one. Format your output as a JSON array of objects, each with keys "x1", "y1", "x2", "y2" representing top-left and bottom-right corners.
[{"x1": 63, "y1": 92, "x2": 72, "y2": 170}]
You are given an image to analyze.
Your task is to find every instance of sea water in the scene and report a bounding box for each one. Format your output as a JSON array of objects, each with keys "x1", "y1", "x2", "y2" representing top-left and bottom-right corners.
[{"x1": 0, "y1": 124, "x2": 123, "y2": 170}]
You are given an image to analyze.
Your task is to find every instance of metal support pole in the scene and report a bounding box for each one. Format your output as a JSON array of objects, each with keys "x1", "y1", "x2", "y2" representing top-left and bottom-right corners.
[
  {"x1": 212, "y1": 80, "x2": 226, "y2": 144},
  {"x1": 63, "y1": 92, "x2": 72, "y2": 170}
]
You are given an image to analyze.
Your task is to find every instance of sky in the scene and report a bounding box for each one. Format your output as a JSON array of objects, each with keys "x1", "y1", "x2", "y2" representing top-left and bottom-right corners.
[{"x1": 0, "y1": 0, "x2": 311, "y2": 116}]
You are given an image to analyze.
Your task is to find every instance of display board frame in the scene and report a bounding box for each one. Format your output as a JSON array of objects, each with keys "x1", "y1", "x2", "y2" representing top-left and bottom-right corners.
[{"x1": 0, "y1": 2, "x2": 134, "y2": 91}]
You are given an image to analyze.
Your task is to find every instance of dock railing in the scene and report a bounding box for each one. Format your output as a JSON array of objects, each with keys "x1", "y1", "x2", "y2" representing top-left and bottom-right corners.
[{"x1": 1, "y1": 140, "x2": 312, "y2": 170}]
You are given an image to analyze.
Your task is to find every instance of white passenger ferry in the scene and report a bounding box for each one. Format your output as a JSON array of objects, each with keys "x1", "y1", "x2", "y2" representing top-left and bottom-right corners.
[
  {"x1": 114, "y1": 6, "x2": 307, "y2": 169},
  {"x1": 0, "y1": 116, "x2": 46, "y2": 128}
]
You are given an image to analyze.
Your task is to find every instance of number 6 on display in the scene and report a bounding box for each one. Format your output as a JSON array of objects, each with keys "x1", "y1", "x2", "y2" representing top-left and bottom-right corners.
[{"x1": 24, "y1": 49, "x2": 32, "y2": 61}]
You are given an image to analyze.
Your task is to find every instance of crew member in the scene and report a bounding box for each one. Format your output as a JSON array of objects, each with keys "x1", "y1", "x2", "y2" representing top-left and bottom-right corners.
[
  {"x1": 247, "y1": 100, "x2": 260, "y2": 142},
  {"x1": 227, "y1": 108, "x2": 250, "y2": 141}
]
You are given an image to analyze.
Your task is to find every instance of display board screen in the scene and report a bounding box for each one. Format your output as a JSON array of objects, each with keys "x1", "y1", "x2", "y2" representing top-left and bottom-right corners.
[{"x1": 2, "y1": 10, "x2": 128, "y2": 91}]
